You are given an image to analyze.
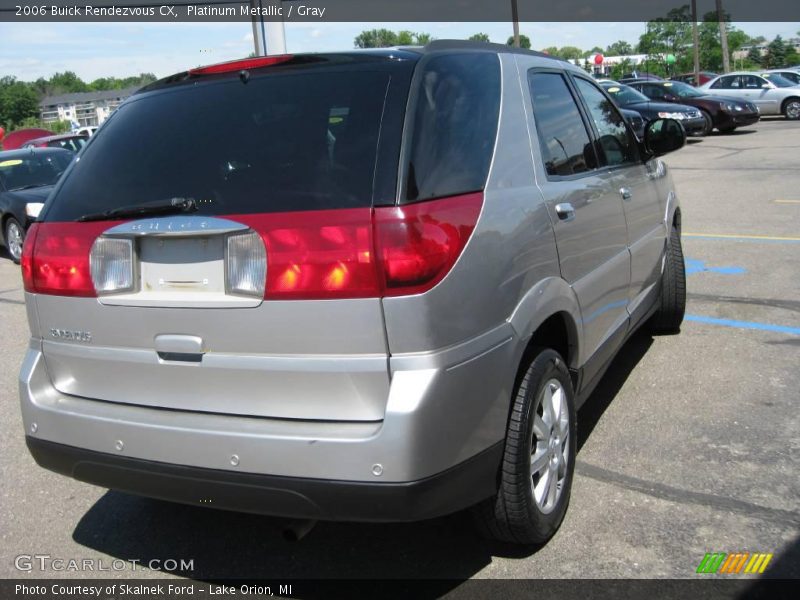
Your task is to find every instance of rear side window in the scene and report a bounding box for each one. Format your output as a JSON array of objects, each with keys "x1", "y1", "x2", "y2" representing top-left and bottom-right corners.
[
  {"x1": 529, "y1": 72, "x2": 594, "y2": 177},
  {"x1": 573, "y1": 77, "x2": 638, "y2": 167},
  {"x1": 711, "y1": 75, "x2": 739, "y2": 89},
  {"x1": 404, "y1": 53, "x2": 500, "y2": 203},
  {"x1": 44, "y1": 67, "x2": 402, "y2": 222}
]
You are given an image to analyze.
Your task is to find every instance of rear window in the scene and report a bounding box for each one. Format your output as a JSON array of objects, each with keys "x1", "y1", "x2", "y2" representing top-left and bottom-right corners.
[
  {"x1": 44, "y1": 65, "x2": 407, "y2": 222},
  {"x1": 0, "y1": 151, "x2": 72, "y2": 191}
]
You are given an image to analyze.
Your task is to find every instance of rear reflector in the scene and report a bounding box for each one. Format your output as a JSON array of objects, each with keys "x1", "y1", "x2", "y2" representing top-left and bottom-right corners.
[
  {"x1": 189, "y1": 55, "x2": 294, "y2": 76},
  {"x1": 226, "y1": 231, "x2": 267, "y2": 298}
]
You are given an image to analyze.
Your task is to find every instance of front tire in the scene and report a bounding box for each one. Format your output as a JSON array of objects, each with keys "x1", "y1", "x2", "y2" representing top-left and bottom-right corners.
[
  {"x1": 650, "y1": 226, "x2": 686, "y2": 334},
  {"x1": 4, "y1": 218, "x2": 24, "y2": 264},
  {"x1": 473, "y1": 348, "x2": 576, "y2": 545},
  {"x1": 700, "y1": 110, "x2": 714, "y2": 136},
  {"x1": 783, "y1": 98, "x2": 800, "y2": 120}
]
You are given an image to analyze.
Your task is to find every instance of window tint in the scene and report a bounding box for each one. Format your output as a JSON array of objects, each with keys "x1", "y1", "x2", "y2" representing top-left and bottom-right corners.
[
  {"x1": 742, "y1": 75, "x2": 764, "y2": 89},
  {"x1": 712, "y1": 75, "x2": 739, "y2": 89},
  {"x1": 643, "y1": 84, "x2": 667, "y2": 99},
  {"x1": 574, "y1": 77, "x2": 638, "y2": 167},
  {"x1": 404, "y1": 53, "x2": 500, "y2": 202},
  {"x1": 0, "y1": 150, "x2": 72, "y2": 191},
  {"x1": 45, "y1": 66, "x2": 404, "y2": 222},
  {"x1": 529, "y1": 72, "x2": 595, "y2": 177}
]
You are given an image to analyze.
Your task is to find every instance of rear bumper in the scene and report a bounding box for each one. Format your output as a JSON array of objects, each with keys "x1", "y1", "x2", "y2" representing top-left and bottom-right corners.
[
  {"x1": 20, "y1": 324, "x2": 518, "y2": 519},
  {"x1": 26, "y1": 437, "x2": 502, "y2": 522}
]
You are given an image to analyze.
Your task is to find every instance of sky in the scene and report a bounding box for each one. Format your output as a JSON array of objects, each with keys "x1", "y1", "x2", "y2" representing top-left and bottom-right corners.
[{"x1": 1, "y1": 21, "x2": 798, "y2": 82}]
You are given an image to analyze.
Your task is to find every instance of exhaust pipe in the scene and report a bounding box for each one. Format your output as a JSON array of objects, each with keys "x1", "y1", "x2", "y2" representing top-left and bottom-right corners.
[{"x1": 282, "y1": 519, "x2": 317, "y2": 542}]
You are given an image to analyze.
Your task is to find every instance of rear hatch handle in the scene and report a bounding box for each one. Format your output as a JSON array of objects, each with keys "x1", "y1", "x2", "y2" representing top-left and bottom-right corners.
[{"x1": 155, "y1": 334, "x2": 205, "y2": 363}]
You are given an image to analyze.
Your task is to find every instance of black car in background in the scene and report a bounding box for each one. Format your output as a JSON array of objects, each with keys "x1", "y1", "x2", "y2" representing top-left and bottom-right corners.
[
  {"x1": 600, "y1": 82, "x2": 707, "y2": 137},
  {"x1": 629, "y1": 80, "x2": 760, "y2": 134},
  {"x1": 620, "y1": 107, "x2": 646, "y2": 140},
  {"x1": 0, "y1": 148, "x2": 73, "y2": 263}
]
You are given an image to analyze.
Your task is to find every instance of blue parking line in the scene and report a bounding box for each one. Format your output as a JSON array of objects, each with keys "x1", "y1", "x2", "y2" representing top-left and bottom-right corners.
[
  {"x1": 684, "y1": 234, "x2": 800, "y2": 244},
  {"x1": 685, "y1": 314, "x2": 800, "y2": 336}
]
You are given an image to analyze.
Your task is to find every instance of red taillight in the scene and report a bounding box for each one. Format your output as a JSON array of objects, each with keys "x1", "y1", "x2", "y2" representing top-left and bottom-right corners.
[
  {"x1": 235, "y1": 192, "x2": 483, "y2": 300},
  {"x1": 374, "y1": 193, "x2": 483, "y2": 296},
  {"x1": 235, "y1": 209, "x2": 380, "y2": 300},
  {"x1": 23, "y1": 222, "x2": 111, "y2": 297},
  {"x1": 189, "y1": 55, "x2": 294, "y2": 76}
]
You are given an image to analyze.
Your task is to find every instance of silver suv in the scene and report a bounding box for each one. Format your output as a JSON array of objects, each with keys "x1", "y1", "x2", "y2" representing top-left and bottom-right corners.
[{"x1": 20, "y1": 41, "x2": 686, "y2": 545}]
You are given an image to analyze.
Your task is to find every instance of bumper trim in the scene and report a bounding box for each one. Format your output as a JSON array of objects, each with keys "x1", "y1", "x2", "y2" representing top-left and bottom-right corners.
[{"x1": 26, "y1": 437, "x2": 503, "y2": 522}]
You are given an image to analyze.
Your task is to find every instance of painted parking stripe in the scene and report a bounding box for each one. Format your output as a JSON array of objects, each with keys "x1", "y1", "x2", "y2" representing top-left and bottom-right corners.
[
  {"x1": 774, "y1": 200, "x2": 800, "y2": 204},
  {"x1": 685, "y1": 314, "x2": 800, "y2": 336},
  {"x1": 683, "y1": 233, "x2": 800, "y2": 244}
]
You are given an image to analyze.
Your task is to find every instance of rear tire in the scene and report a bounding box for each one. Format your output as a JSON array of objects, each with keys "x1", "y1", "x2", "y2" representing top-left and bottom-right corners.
[
  {"x1": 473, "y1": 348, "x2": 576, "y2": 545},
  {"x1": 4, "y1": 218, "x2": 24, "y2": 264},
  {"x1": 782, "y1": 98, "x2": 800, "y2": 120},
  {"x1": 650, "y1": 226, "x2": 686, "y2": 334}
]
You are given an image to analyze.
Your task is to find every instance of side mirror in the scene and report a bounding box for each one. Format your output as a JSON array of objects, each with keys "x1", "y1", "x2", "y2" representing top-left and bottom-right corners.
[{"x1": 643, "y1": 118, "x2": 686, "y2": 157}]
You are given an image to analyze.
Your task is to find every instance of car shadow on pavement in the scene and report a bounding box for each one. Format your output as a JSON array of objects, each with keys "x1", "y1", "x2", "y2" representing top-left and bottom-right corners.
[
  {"x1": 71, "y1": 331, "x2": 657, "y2": 582},
  {"x1": 577, "y1": 329, "x2": 654, "y2": 452}
]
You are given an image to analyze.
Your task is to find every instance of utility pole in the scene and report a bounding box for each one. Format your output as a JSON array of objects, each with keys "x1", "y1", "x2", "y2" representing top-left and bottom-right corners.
[
  {"x1": 715, "y1": 0, "x2": 731, "y2": 72},
  {"x1": 251, "y1": 0, "x2": 287, "y2": 56},
  {"x1": 691, "y1": 0, "x2": 700, "y2": 83},
  {"x1": 511, "y1": 0, "x2": 520, "y2": 48}
]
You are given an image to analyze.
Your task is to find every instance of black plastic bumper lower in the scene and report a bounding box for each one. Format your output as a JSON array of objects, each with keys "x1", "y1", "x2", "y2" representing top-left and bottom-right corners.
[{"x1": 26, "y1": 437, "x2": 503, "y2": 522}]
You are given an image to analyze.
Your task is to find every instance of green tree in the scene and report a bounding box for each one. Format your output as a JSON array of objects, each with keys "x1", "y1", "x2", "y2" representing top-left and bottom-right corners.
[
  {"x1": 507, "y1": 34, "x2": 531, "y2": 49},
  {"x1": 414, "y1": 32, "x2": 433, "y2": 45},
  {"x1": 638, "y1": 5, "x2": 694, "y2": 76},
  {"x1": 746, "y1": 46, "x2": 763, "y2": 67},
  {"x1": 396, "y1": 30, "x2": 415, "y2": 45},
  {"x1": 557, "y1": 46, "x2": 585, "y2": 60},
  {"x1": 606, "y1": 40, "x2": 633, "y2": 56},
  {"x1": 763, "y1": 35, "x2": 787, "y2": 68},
  {"x1": 0, "y1": 77, "x2": 41, "y2": 130},
  {"x1": 585, "y1": 46, "x2": 604, "y2": 58},
  {"x1": 468, "y1": 33, "x2": 491, "y2": 42},
  {"x1": 48, "y1": 71, "x2": 88, "y2": 94},
  {"x1": 354, "y1": 29, "x2": 398, "y2": 48}
]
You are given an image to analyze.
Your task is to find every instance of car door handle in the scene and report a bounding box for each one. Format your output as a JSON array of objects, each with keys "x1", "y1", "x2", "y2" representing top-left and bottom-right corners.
[
  {"x1": 554, "y1": 203, "x2": 575, "y2": 221},
  {"x1": 619, "y1": 187, "x2": 632, "y2": 200}
]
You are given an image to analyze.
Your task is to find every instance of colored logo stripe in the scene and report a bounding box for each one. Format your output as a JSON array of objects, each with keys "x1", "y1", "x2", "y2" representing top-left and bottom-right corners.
[{"x1": 697, "y1": 552, "x2": 773, "y2": 574}]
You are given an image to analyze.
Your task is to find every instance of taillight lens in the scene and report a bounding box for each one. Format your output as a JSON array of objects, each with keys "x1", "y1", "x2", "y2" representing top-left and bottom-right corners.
[
  {"x1": 374, "y1": 193, "x2": 483, "y2": 296},
  {"x1": 226, "y1": 231, "x2": 267, "y2": 298},
  {"x1": 90, "y1": 237, "x2": 134, "y2": 294},
  {"x1": 234, "y1": 193, "x2": 483, "y2": 300},
  {"x1": 236, "y1": 208, "x2": 379, "y2": 300},
  {"x1": 23, "y1": 222, "x2": 111, "y2": 297}
]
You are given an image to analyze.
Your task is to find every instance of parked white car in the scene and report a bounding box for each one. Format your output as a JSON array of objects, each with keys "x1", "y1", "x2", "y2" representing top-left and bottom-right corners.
[
  {"x1": 699, "y1": 72, "x2": 800, "y2": 119},
  {"x1": 74, "y1": 126, "x2": 98, "y2": 137},
  {"x1": 763, "y1": 69, "x2": 800, "y2": 86}
]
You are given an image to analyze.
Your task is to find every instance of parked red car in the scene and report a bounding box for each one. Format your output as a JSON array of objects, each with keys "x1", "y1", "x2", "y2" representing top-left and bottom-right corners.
[
  {"x1": 0, "y1": 128, "x2": 54, "y2": 151},
  {"x1": 22, "y1": 133, "x2": 88, "y2": 153}
]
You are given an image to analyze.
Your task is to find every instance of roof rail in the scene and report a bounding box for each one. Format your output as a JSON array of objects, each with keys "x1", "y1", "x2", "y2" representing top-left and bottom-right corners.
[{"x1": 422, "y1": 39, "x2": 568, "y2": 62}]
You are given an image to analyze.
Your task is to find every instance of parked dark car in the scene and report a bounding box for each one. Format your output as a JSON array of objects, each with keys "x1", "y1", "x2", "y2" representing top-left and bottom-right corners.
[
  {"x1": 629, "y1": 80, "x2": 760, "y2": 134},
  {"x1": 22, "y1": 133, "x2": 89, "y2": 153},
  {"x1": 0, "y1": 148, "x2": 73, "y2": 262},
  {"x1": 601, "y1": 82, "x2": 707, "y2": 136},
  {"x1": 620, "y1": 107, "x2": 646, "y2": 139},
  {"x1": 671, "y1": 72, "x2": 718, "y2": 87}
]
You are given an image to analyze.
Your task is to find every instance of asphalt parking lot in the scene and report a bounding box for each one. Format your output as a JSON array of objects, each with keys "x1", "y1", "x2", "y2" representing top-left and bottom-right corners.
[{"x1": 0, "y1": 118, "x2": 797, "y2": 583}]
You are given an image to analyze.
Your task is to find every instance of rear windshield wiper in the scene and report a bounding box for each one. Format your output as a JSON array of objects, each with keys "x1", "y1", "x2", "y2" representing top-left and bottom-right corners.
[{"x1": 76, "y1": 197, "x2": 198, "y2": 222}]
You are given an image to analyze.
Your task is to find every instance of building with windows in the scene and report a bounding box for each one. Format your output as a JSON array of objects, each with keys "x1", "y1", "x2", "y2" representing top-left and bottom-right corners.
[{"x1": 39, "y1": 87, "x2": 138, "y2": 128}]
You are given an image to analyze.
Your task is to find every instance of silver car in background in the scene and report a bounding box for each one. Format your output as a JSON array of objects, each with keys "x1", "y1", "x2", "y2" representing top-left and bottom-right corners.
[
  {"x1": 699, "y1": 71, "x2": 800, "y2": 119},
  {"x1": 20, "y1": 41, "x2": 687, "y2": 545}
]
